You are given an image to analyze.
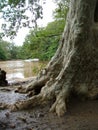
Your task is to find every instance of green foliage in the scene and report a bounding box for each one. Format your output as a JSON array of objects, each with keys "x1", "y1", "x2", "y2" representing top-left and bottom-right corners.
[
  {"x1": 32, "y1": 61, "x2": 47, "y2": 75},
  {"x1": 0, "y1": 46, "x2": 6, "y2": 60},
  {"x1": 20, "y1": 19, "x2": 65, "y2": 61},
  {"x1": 0, "y1": 38, "x2": 22, "y2": 60},
  {"x1": 0, "y1": 39, "x2": 11, "y2": 60},
  {"x1": 8, "y1": 0, "x2": 25, "y2": 6},
  {"x1": 9, "y1": 43, "x2": 20, "y2": 59},
  {"x1": 0, "y1": 0, "x2": 69, "y2": 61},
  {"x1": 0, "y1": 0, "x2": 69, "y2": 39},
  {"x1": 53, "y1": 0, "x2": 69, "y2": 20},
  {"x1": 18, "y1": 0, "x2": 69, "y2": 61},
  {"x1": 0, "y1": 0, "x2": 43, "y2": 38}
]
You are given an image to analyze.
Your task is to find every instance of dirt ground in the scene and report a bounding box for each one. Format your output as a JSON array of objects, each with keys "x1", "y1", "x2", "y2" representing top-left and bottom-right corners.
[{"x1": 0, "y1": 80, "x2": 98, "y2": 130}]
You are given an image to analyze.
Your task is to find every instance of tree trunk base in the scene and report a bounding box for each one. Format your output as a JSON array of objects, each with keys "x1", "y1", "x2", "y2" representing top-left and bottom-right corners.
[{"x1": 3, "y1": 76, "x2": 98, "y2": 117}]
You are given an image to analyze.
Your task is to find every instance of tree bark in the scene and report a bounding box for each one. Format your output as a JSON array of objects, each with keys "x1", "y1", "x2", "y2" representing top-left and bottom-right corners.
[{"x1": 3, "y1": 0, "x2": 98, "y2": 116}]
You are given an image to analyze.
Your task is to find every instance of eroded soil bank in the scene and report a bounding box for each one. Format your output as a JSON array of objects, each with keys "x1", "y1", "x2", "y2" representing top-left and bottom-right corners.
[{"x1": 0, "y1": 79, "x2": 98, "y2": 130}]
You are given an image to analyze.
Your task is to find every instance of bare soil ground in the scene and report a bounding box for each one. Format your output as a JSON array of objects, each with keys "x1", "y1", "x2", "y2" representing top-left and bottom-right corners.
[{"x1": 0, "y1": 80, "x2": 98, "y2": 130}]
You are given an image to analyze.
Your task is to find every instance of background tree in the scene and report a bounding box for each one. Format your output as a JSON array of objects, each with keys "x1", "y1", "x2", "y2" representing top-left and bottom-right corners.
[
  {"x1": 0, "y1": 0, "x2": 43, "y2": 38},
  {"x1": 8, "y1": 43, "x2": 21, "y2": 59},
  {"x1": 0, "y1": 39, "x2": 11, "y2": 60},
  {"x1": 53, "y1": 0, "x2": 69, "y2": 20},
  {"x1": 21, "y1": 19, "x2": 65, "y2": 60},
  {"x1": 19, "y1": 0, "x2": 68, "y2": 61},
  {"x1": 0, "y1": 38, "x2": 22, "y2": 60},
  {"x1": 0, "y1": 45, "x2": 6, "y2": 60},
  {"x1": 1, "y1": 0, "x2": 98, "y2": 117}
]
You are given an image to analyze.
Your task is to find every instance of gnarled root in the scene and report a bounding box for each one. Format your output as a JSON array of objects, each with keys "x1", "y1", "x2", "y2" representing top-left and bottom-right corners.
[
  {"x1": 11, "y1": 78, "x2": 71, "y2": 117},
  {"x1": 88, "y1": 87, "x2": 98, "y2": 100},
  {"x1": 50, "y1": 87, "x2": 69, "y2": 116},
  {"x1": 0, "y1": 103, "x2": 10, "y2": 110},
  {"x1": 15, "y1": 86, "x2": 27, "y2": 93},
  {"x1": 10, "y1": 94, "x2": 42, "y2": 111},
  {"x1": 26, "y1": 76, "x2": 49, "y2": 93},
  {"x1": 15, "y1": 76, "x2": 49, "y2": 95}
]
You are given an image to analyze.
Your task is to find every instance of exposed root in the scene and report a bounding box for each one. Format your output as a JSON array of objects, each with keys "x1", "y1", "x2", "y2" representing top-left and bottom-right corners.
[
  {"x1": 10, "y1": 79, "x2": 70, "y2": 117},
  {"x1": 88, "y1": 87, "x2": 98, "y2": 100},
  {"x1": 15, "y1": 86, "x2": 27, "y2": 93},
  {"x1": 50, "y1": 86, "x2": 69, "y2": 116},
  {"x1": 26, "y1": 76, "x2": 49, "y2": 92},
  {"x1": 0, "y1": 103, "x2": 9, "y2": 110},
  {"x1": 15, "y1": 76, "x2": 49, "y2": 94},
  {"x1": 50, "y1": 97, "x2": 67, "y2": 117},
  {"x1": 10, "y1": 94, "x2": 42, "y2": 111}
]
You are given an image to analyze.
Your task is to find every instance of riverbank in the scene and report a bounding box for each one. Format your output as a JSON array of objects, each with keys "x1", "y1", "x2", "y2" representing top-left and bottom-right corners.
[
  {"x1": 0, "y1": 79, "x2": 98, "y2": 130},
  {"x1": 0, "y1": 60, "x2": 47, "y2": 83},
  {"x1": 8, "y1": 76, "x2": 36, "y2": 85}
]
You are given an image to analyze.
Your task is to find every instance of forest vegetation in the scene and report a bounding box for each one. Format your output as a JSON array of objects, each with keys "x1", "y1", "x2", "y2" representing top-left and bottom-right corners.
[
  {"x1": 0, "y1": 39, "x2": 20, "y2": 60},
  {"x1": 0, "y1": 1, "x2": 68, "y2": 61}
]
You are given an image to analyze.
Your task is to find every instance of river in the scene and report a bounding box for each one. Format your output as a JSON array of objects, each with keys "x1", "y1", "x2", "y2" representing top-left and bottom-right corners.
[{"x1": 0, "y1": 60, "x2": 47, "y2": 83}]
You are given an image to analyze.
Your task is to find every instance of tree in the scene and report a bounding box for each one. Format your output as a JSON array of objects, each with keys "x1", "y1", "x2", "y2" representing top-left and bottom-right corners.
[
  {"x1": 0, "y1": 45, "x2": 6, "y2": 60},
  {"x1": 0, "y1": 39, "x2": 11, "y2": 60},
  {"x1": 22, "y1": 19, "x2": 65, "y2": 60},
  {"x1": 53, "y1": 0, "x2": 69, "y2": 20},
  {"x1": 1, "y1": 0, "x2": 98, "y2": 117},
  {"x1": 0, "y1": 38, "x2": 21, "y2": 60},
  {"x1": 0, "y1": 0, "x2": 43, "y2": 38},
  {"x1": 8, "y1": 43, "x2": 17, "y2": 59}
]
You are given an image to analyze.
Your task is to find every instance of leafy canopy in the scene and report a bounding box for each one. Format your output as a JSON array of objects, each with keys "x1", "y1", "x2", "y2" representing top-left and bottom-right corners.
[
  {"x1": 20, "y1": 19, "x2": 65, "y2": 60},
  {"x1": 0, "y1": 0, "x2": 43, "y2": 38},
  {"x1": 0, "y1": 38, "x2": 20, "y2": 60},
  {"x1": 18, "y1": 0, "x2": 69, "y2": 61},
  {"x1": 53, "y1": 0, "x2": 69, "y2": 20},
  {"x1": 0, "y1": 0, "x2": 69, "y2": 39}
]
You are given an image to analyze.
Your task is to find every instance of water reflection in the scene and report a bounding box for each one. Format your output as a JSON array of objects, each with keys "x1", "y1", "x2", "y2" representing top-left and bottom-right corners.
[{"x1": 0, "y1": 60, "x2": 47, "y2": 83}]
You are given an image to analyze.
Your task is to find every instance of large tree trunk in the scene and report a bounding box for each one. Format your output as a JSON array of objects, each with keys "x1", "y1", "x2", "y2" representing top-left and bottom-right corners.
[{"x1": 4, "y1": 0, "x2": 98, "y2": 116}]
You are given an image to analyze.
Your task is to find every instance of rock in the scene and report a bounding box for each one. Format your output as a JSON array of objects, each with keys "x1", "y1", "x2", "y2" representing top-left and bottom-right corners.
[
  {"x1": 0, "y1": 68, "x2": 8, "y2": 86},
  {"x1": 18, "y1": 116, "x2": 27, "y2": 123},
  {"x1": 37, "y1": 113, "x2": 44, "y2": 118},
  {"x1": 5, "y1": 112, "x2": 10, "y2": 118},
  {"x1": 9, "y1": 123, "x2": 16, "y2": 128}
]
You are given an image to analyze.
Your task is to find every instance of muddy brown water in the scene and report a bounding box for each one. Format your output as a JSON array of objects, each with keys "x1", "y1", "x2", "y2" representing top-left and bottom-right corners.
[{"x1": 0, "y1": 60, "x2": 47, "y2": 84}]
